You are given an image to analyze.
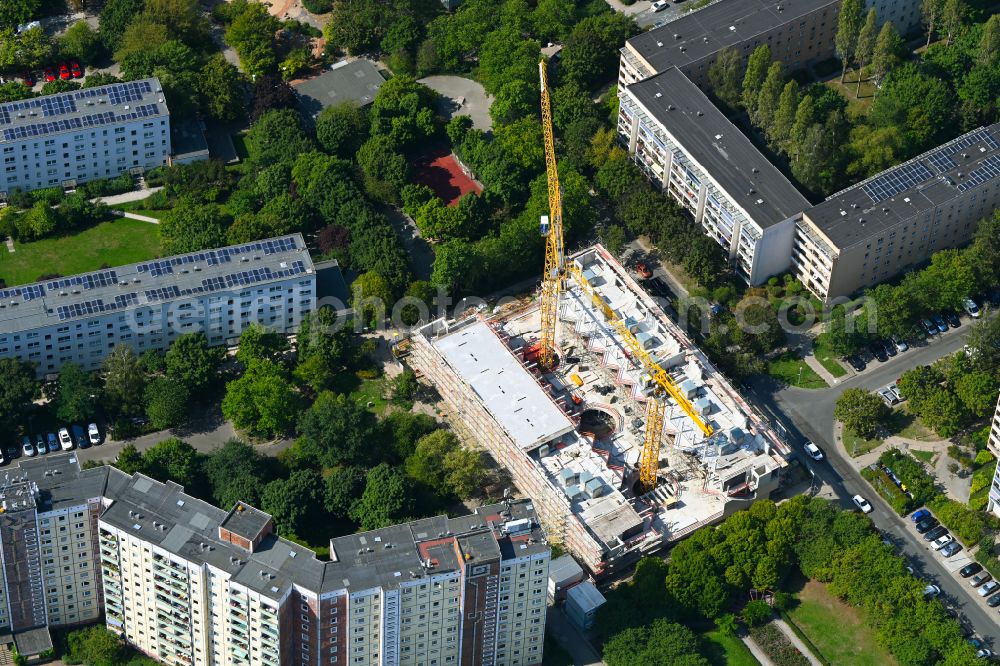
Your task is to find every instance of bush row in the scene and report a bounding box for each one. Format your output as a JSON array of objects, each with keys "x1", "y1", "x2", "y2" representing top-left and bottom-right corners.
[
  {"x1": 927, "y1": 495, "x2": 996, "y2": 546},
  {"x1": 861, "y1": 466, "x2": 913, "y2": 515},
  {"x1": 748, "y1": 623, "x2": 810, "y2": 666}
]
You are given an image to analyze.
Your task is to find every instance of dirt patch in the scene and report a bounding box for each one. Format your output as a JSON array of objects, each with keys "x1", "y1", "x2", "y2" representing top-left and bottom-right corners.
[{"x1": 798, "y1": 579, "x2": 862, "y2": 624}]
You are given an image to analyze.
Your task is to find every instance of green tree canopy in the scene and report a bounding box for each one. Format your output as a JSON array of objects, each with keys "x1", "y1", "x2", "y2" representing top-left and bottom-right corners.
[
  {"x1": 142, "y1": 437, "x2": 202, "y2": 489},
  {"x1": 103, "y1": 344, "x2": 147, "y2": 416},
  {"x1": 0, "y1": 358, "x2": 39, "y2": 432},
  {"x1": 144, "y1": 377, "x2": 191, "y2": 431},
  {"x1": 834, "y1": 387, "x2": 889, "y2": 439},
  {"x1": 316, "y1": 102, "x2": 370, "y2": 157},
  {"x1": 260, "y1": 469, "x2": 324, "y2": 536},
  {"x1": 222, "y1": 359, "x2": 303, "y2": 437},
  {"x1": 165, "y1": 332, "x2": 225, "y2": 390},
  {"x1": 298, "y1": 391, "x2": 380, "y2": 467},
  {"x1": 54, "y1": 362, "x2": 98, "y2": 423}
]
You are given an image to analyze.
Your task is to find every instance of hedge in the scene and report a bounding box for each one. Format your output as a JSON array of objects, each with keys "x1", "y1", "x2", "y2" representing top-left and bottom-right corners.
[
  {"x1": 927, "y1": 496, "x2": 996, "y2": 546},
  {"x1": 748, "y1": 623, "x2": 810, "y2": 666},
  {"x1": 976, "y1": 535, "x2": 1000, "y2": 580},
  {"x1": 861, "y1": 466, "x2": 913, "y2": 515},
  {"x1": 879, "y1": 449, "x2": 936, "y2": 505}
]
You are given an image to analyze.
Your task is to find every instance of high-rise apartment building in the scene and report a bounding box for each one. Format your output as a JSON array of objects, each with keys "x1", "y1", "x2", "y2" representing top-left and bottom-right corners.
[
  {"x1": 985, "y1": 392, "x2": 1000, "y2": 518},
  {"x1": 0, "y1": 78, "x2": 170, "y2": 196},
  {"x1": 0, "y1": 234, "x2": 316, "y2": 377},
  {"x1": 0, "y1": 453, "x2": 550, "y2": 665}
]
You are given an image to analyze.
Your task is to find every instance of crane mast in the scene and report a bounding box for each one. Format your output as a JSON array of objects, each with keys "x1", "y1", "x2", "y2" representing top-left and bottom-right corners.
[{"x1": 537, "y1": 59, "x2": 565, "y2": 371}]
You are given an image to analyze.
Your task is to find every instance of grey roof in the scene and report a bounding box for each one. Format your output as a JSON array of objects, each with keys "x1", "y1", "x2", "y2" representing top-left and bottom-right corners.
[
  {"x1": 0, "y1": 234, "x2": 314, "y2": 332},
  {"x1": 295, "y1": 60, "x2": 385, "y2": 118},
  {"x1": 15, "y1": 453, "x2": 110, "y2": 512},
  {"x1": 627, "y1": 68, "x2": 809, "y2": 228},
  {"x1": 170, "y1": 118, "x2": 209, "y2": 158},
  {"x1": 627, "y1": 0, "x2": 839, "y2": 74},
  {"x1": 13, "y1": 626, "x2": 52, "y2": 656},
  {"x1": 221, "y1": 501, "x2": 273, "y2": 541},
  {"x1": 548, "y1": 554, "x2": 584, "y2": 586},
  {"x1": 0, "y1": 78, "x2": 168, "y2": 144},
  {"x1": 805, "y1": 125, "x2": 1000, "y2": 249}
]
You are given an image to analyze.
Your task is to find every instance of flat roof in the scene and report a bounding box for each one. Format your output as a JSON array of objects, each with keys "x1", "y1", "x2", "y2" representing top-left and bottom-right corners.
[
  {"x1": 221, "y1": 501, "x2": 272, "y2": 541},
  {"x1": 432, "y1": 320, "x2": 576, "y2": 450},
  {"x1": 295, "y1": 60, "x2": 385, "y2": 118},
  {"x1": 0, "y1": 78, "x2": 168, "y2": 143},
  {"x1": 625, "y1": 68, "x2": 809, "y2": 229},
  {"x1": 0, "y1": 233, "x2": 314, "y2": 332},
  {"x1": 627, "y1": 0, "x2": 839, "y2": 74},
  {"x1": 806, "y1": 124, "x2": 1000, "y2": 249}
]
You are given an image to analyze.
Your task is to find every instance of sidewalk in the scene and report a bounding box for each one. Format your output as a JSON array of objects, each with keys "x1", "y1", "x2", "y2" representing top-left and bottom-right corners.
[
  {"x1": 803, "y1": 353, "x2": 839, "y2": 386},
  {"x1": 742, "y1": 634, "x2": 775, "y2": 666},
  {"x1": 116, "y1": 211, "x2": 159, "y2": 224},
  {"x1": 92, "y1": 186, "x2": 162, "y2": 206},
  {"x1": 773, "y1": 618, "x2": 823, "y2": 666}
]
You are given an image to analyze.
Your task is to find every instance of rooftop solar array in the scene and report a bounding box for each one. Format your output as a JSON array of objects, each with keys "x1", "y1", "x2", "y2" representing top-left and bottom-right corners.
[
  {"x1": 201, "y1": 261, "x2": 308, "y2": 293},
  {"x1": 2, "y1": 103, "x2": 160, "y2": 142},
  {"x1": 0, "y1": 285, "x2": 45, "y2": 302},
  {"x1": 927, "y1": 128, "x2": 999, "y2": 173},
  {"x1": 862, "y1": 161, "x2": 935, "y2": 204},
  {"x1": 137, "y1": 237, "x2": 300, "y2": 277},
  {"x1": 144, "y1": 286, "x2": 181, "y2": 302},
  {"x1": 47, "y1": 271, "x2": 118, "y2": 292},
  {"x1": 957, "y1": 154, "x2": 1000, "y2": 192}
]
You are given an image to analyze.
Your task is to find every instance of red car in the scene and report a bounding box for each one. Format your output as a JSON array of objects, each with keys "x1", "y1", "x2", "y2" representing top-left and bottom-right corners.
[
  {"x1": 70, "y1": 61, "x2": 82, "y2": 78},
  {"x1": 636, "y1": 262, "x2": 653, "y2": 279},
  {"x1": 58, "y1": 63, "x2": 71, "y2": 80},
  {"x1": 43, "y1": 67, "x2": 55, "y2": 83},
  {"x1": 21, "y1": 72, "x2": 34, "y2": 87}
]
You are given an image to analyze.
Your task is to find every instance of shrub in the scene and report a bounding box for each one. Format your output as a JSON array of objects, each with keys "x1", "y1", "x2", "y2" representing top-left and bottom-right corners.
[
  {"x1": 974, "y1": 449, "x2": 995, "y2": 467},
  {"x1": 31, "y1": 187, "x2": 65, "y2": 206},
  {"x1": 301, "y1": 0, "x2": 332, "y2": 12},
  {"x1": 748, "y1": 623, "x2": 809, "y2": 666},
  {"x1": 928, "y1": 496, "x2": 994, "y2": 545},
  {"x1": 742, "y1": 600, "x2": 773, "y2": 627},
  {"x1": 879, "y1": 449, "x2": 936, "y2": 505},
  {"x1": 861, "y1": 466, "x2": 913, "y2": 515}
]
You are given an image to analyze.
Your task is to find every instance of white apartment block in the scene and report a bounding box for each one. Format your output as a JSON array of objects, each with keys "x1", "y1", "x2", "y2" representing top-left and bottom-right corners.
[
  {"x1": 985, "y1": 392, "x2": 1000, "y2": 518},
  {"x1": 618, "y1": 68, "x2": 809, "y2": 285},
  {"x1": 0, "y1": 452, "x2": 551, "y2": 664},
  {"x1": 0, "y1": 234, "x2": 315, "y2": 377},
  {"x1": 0, "y1": 78, "x2": 170, "y2": 196}
]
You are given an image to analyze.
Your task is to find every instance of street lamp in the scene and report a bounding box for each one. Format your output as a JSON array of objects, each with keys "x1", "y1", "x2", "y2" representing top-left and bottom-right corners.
[{"x1": 797, "y1": 365, "x2": 803, "y2": 386}]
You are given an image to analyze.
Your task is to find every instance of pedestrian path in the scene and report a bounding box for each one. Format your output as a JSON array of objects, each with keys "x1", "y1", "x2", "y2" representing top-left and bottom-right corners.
[
  {"x1": 91, "y1": 186, "x2": 162, "y2": 206},
  {"x1": 118, "y1": 211, "x2": 159, "y2": 224},
  {"x1": 742, "y1": 634, "x2": 774, "y2": 665},
  {"x1": 773, "y1": 618, "x2": 823, "y2": 666},
  {"x1": 803, "y1": 353, "x2": 838, "y2": 386}
]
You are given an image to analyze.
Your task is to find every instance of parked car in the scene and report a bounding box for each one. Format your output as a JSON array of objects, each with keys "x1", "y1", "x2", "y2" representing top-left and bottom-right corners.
[
  {"x1": 972, "y1": 571, "x2": 993, "y2": 587},
  {"x1": 975, "y1": 648, "x2": 993, "y2": 660},
  {"x1": 924, "y1": 526, "x2": 949, "y2": 541},
  {"x1": 70, "y1": 61, "x2": 82, "y2": 78},
  {"x1": 910, "y1": 323, "x2": 928, "y2": 341},
  {"x1": 916, "y1": 517, "x2": 940, "y2": 533},
  {"x1": 892, "y1": 336, "x2": 909, "y2": 352},
  {"x1": 922, "y1": 319, "x2": 938, "y2": 336},
  {"x1": 923, "y1": 584, "x2": 941, "y2": 598},
  {"x1": 878, "y1": 385, "x2": 902, "y2": 406},
  {"x1": 965, "y1": 298, "x2": 982, "y2": 318},
  {"x1": 869, "y1": 342, "x2": 889, "y2": 362},
  {"x1": 43, "y1": 66, "x2": 55, "y2": 82},
  {"x1": 932, "y1": 534, "x2": 954, "y2": 550},
  {"x1": 21, "y1": 435, "x2": 34, "y2": 457},
  {"x1": 911, "y1": 508, "x2": 931, "y2": 523},
  {"x1": 846, "y1": 355, "x2": 866, "y2": 371},
  {"x1": 941, "y1": 541, "x2": 962, "y2": 557},
  {"x1": 58, "y1": 427, "x2": 73, "y2": 451},
  {"x1": 34, "y1": 433, "x2": 46, "y2": 455},
  {"x1": 987, "y1": 592, "x2": 1000, "y2": 608},
  {"x1": 88, "y1": 423, "x2": 101, "y2": 446},
  {"x1": 852, "y1": 494, "x2": 873, "y2": 513},
  {"x1": 932, "y1": 314, "x2": 949, "y2": 333},
  {"x1": 58, "y1": 63, "x2": 71, "y2": 80},
  {"x1": 978, "y1": 580, "x2": 999, "y2": 597},
  {"x1": 944, "y1": 311, "x2": 961, "y2": 328},
  {"x1": 651, "y1": 0, "x2": 670, "y2": 10},
  {"x1": 960, "y1": 562, "x2": 983, "y2": 578},
  {"x1": 635, "y1": 262, "x2": 652, "y2": 279},
  {"x1": 46, "y1": 433, "x2": 58, "y2": 454},
  {"x1": 20, "y1": 72, "x2": 34, "y2": 87},
  {"x1": 71, "y1": 424, "x2": 87, "y2": 449},
  {"x1": 803, "y1": 441, "x2": 824, "y2": 461}
]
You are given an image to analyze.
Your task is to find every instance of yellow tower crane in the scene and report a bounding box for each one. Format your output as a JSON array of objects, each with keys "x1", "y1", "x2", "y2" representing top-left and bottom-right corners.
[{"x1": 537, "y1": 59, "x2": 565, "y2": 371}]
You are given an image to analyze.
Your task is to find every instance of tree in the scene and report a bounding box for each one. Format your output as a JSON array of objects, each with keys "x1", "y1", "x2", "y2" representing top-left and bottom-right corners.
[
  {"x1": 835, "y1": 0, "x2": 863, "y2": 83},
  {"x1": 742, "y1": 45, "x2": 771, "y2": 115},
  {"x1": 197, "y1": 55, "x2": 246, "y2": 122},
  {"x1": 954, "y1": 372, "x2": 997, "y2": 418},
  {"x1": 772, "y1": 80, "x2": 800, "y2": 148},
  {"x1": 66, "y1": 626, "x2": 127, "y2": 666},
  {"x1": 0, "y1": 0, "x2": 39, "y2": 30},
  {"x1": 871, "y1": 22, "x2": 903, "y2": 89},
  {"x1": 922, "y1": 0, "x2": 942, "y2": 47},
  {"x1": 834, "y1": 388, "x2": 888, "y2": 439},
  {"x1": 298, "y1": 391, "x2": 380, "y2": 466},
  {"x1": 0, "y1": 358, "x2": 39, "y2": 432},
  {"x1": 323, "y1": 0, "x2": 382, "y2": 54},
  {"x1": 159, "y1": 198, "x2": 228, "y2": 255},
  {"x1": 225, "y1": 1, "x2": 280, "y2": 77},
  {"x1": 236, "y1": 323, "x2": 288, "y2": 366},
  {"x1": 204, "y1": 439, "x2": 268, "y2": 508},
  {"x1": 16, "y1": 26, "x2": 54, "y2": 70},
  {"x1": 559, "y1": 14, "x2": 639, "y2": 90},
  {"x1": 250, "y1": 73, "x2": 296, "y2": 122},
  {"x1": 350, "y1": 463, "x2": 414, "y2": 530},
  {"x1": 367, "y1": 75, "x2": 438, "y2": 148},
  {"x1": 324, "y1": 466, "x2": 367, "y2": 519},
  {"x1": 603, "y1": 618, "x2": 710, "y2": 666},
  {"x1": 532, "y1": 0, "x2": 574, "y2": 42},
  {"x1": 551, "y1": 81, "x2": 600, "y2": 132},
  {"x1": 260, "y1": 469, "x2": 323, "y2": 536},
  {"x1": 490, "y1": 79, "x2": 536, "y2": 126},
  {"x1": 316, "y1": 102, "x2": 369, "y2": 157},
  {"x1": 59, "y1": 22, "x2": 103, "y2": 65},
  {"x1": 919, "y1": 388, "x2": 968, "y2": 437},
  {"x1": 708, "y1": 48, "x2": 743, "y2": 109},
  {"x1": 855, "y1": 9, "x2": 877, "y2": 97},
  {"x1": 357, "y1": 135, "x2": 409, "y2": 203},
  {"x1": 897, "y1": 365, "x2": 945, "y2": 412},
  {"x1": 142, "y1": 438, "x2": 201, "y2": 488},
  {"x1": 102, "y1": 345, "x2": 146, "y2": 416},
  {"x1": 0, "y1": 82, "x2": 34, "y2": 103},
  {"x1": 405, "y1": 430, "x2": 458, "y2": 493},
  {"x1": 979, "y1": 14, "x2": 1000, "y2": 66},
  {"x1": 222, "y1": 359, "x2": 302, "y2": 437},
  {"x1": 940, "y1": 0, "x2": 964, "y2": 45},
  {"x1": 16, "y1": 201, "x2": 60, "y2": 241},
  {"x1": 352, "y1": 271, "x2": 394, "y2": 328},
  {"x1": 165, "y1": 333, "x2": 225, "y2": 390},
  {"x1": 742, "y1": 599, "x2": 773, "y2": 627},
  {"x1": 144, "y1": 377, "x2": 191, "y2": 430},
  {"x1": 444, "y1": 447, "x2": 486, "y2": 499},
  {"x1": 755, "y1": 61, "x2": 784, "y2": 133},
  {"x1": 114, "y1": 17, "x2": 169, "y2": 65},
  {"x1": 54, "y1": 363, "x2": 98, "y2": 423}
]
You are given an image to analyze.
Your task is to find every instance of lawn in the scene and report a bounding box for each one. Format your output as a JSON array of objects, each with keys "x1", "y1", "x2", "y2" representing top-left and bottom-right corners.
[
  {"x1": 911, "y1": 449, "x2": 937, "y2": 464},
  {"x1": 889, "y1": 406, "x2": 940, "y2": 442},
  {"x1": 702, "y1": 630, "x2": 759, "y2": 666},
  {"x1": 842, "y1": 426, "x2": 883, "y2": 457},
  {"x1": 824, "y1": 72, "x2": 875, "y2": 113},
  {"x1": 811, "y1": 337, "x2": 847, "y2": 378},
  {"x1": 768, "y1": 352, "x2": 828, "y2": 389},
  {"x1": 0, "y1": 218, "x2": 162, "y2": 287},
  {"x1": 112, "y1": 199, "x2": 170, "y2": 219},
  {"x1": 330, "y1": 373, "x2": 390, "y2": 414},
  {"x1": 786, "y1": 579, "x2": 896, "y2": 666}
]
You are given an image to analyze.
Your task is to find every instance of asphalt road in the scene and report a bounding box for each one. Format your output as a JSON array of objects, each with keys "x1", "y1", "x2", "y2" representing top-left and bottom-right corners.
[{"x1": 747, "y1": 320, "x2": 1000, "y2": 647}]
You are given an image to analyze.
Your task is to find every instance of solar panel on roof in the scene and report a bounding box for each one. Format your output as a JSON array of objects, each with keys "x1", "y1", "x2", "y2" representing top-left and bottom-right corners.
[
  {"x1": 862, "y1": 161, "x2": 934, "y2": 204},
  {"x1": 22, "y1": 285, "x2": 44, "y2": 301}
]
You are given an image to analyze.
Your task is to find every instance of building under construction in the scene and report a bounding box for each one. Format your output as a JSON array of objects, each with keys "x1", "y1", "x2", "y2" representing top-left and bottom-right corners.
[{"x1": 408, "y1": 245, "x2": 790, "y2": 577}]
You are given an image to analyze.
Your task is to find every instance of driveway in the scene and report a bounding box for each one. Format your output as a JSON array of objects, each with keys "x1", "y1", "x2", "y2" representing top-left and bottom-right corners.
[
  {"x1": 418, "y1": 76, "x2": 493, "y2": 131},
  {"x1": 746, "y1": 318, "x2": 1000, "y2": 648}
]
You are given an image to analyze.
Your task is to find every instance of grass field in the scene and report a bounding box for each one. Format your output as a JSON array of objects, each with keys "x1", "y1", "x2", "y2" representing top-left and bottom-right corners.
[
  {"x1": 911, "y1": 449, "x2": 937, "y2": 464},
  {"x1": 112, "y1": 199, "x2": 169, "y2": 219},
  {"x1": 786, "y1": 579, "x2": 896, "y2": 666},
  {"x1": 768, "y1": 352, "x2": 828, "y2": 389},
  {"x1": 842, "y1": 426, "x2": 883, "y2": 457},
  {"x1": 330, "y1": 373, "x2": 390, "y2": 414},
  {"x1": 0, "y1": 218, "x2": 161, "y2": 287},
  {"x1": 702, "y1": 630, "x2": 759, "y2": 666},
  {"x1": 890, "y1": 406, "x2": 940, "y2": 442},
  {"x1": 811, "y1": 337, "x2": 847, "y2": 378}
]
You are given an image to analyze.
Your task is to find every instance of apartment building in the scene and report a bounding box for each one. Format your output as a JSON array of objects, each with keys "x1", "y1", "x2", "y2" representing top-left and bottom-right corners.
[
  {"x1": 0, "y1": 78, "x2": 170, "y2": 196},
  {"x1": 986, "y1": 392, "x2": 1000, "y2": 518},
  {"x1": 793, "y1": 125, "x2": 1000, "y2": 299},
  {"x1": 0, "y1": 453, "x2": 550, "y2": 664},
  {"x1": 0, "y1": 234, "x2": 316, "y2": 377},
  {"x1": 618, "y1": 68, "x2": 809, "y2": 284}
]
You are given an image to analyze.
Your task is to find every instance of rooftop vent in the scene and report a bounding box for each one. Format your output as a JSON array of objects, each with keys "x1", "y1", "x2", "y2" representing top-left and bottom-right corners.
[
  {"x1": 756, "y1": 198, "x2": 764, "y2": 204},
  {"x1": 655, "y1": 92, "x2": 662, "y2": 98},
  {"x1": 667, "y1": 104, "x2": 675, "y2": 110},
  {"x1": 674, "y1": 33, "x2": 680, "y2": 39},
  {"x1": 714, "y1": 134, "x2": 723, "y2": 140},
  {"x1": 839, "y1": 210, "x2": 847, "y2": 217},
  {"x1": 904, "y1": 197, "x2": 911, "y2": 203},
  {"x1": 729, "y1": 25, "x2": 736, "y2": 31},
  {"x1": 655, "y1": 41, "x2": 663, "y2": 47},
  {"x1": 696, "y1": 110, "x2": 703, "y2": 116}
]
